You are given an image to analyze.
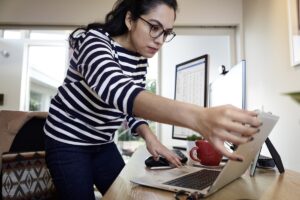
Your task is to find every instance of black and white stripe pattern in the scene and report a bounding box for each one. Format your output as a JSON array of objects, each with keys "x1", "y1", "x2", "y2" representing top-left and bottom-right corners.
[{"x1": 44, "y1": 29, "x2": 148, "y2": 145}]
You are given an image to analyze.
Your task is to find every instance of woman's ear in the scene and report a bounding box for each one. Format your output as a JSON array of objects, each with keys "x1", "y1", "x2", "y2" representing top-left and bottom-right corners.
[{"x1": 125, "y1": 11, "x2": 133, "y2": 31}]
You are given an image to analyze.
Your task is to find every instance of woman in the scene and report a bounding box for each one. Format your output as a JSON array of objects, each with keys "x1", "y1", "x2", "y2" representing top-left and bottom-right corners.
[{"x1": 44, "y1": 0, "x2": 261, "y2": 199}]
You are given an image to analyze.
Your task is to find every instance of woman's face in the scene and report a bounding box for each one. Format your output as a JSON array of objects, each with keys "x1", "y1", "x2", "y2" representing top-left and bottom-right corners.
[{"x1": 126, "y1": 4, "x2": 176, "y2": 58}]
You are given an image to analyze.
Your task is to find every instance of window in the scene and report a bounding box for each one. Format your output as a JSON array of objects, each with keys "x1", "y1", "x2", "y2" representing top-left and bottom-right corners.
[
  {"x1": 25, "y1": 31, "x2": 70, "y2": 111},
  {"x1": 0, "y1": 29, "x2": 70, "y2": 111},
  {"x1": 3, "y1": 30, "x2": 23, "y2": 39},
  {"x1": 30, "y1": 30, "x2": 70, "y2": 40},
  {"x1": 28, "y1": 45, "x2": 67, "y2": 88},
  {"x1": 29, "y1": 91, "x2": 42, "y2": 111}
]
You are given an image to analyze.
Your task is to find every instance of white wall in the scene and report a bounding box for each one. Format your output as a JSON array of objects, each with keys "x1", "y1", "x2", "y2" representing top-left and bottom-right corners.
[
  {"x1": 159, "y1": 33, "x2": 234, "y2": 148},
  {"x1": 156, "y1": 0, "x2": 244, "y2": 153},
  {"x1": 0, "y1": 0, "x2": 243, "y2": 26},
  {"x1": 244, "y1": 0, "x2": 300, "y2": 172},
  {"x1": 0, "y1": 0, "x2": 114, "y2": 26}
]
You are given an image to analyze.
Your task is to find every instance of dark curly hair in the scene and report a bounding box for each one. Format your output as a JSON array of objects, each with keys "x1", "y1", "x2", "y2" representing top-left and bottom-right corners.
[{"x1": 69, "y1": 0, "x2": 178, "y2": 49}]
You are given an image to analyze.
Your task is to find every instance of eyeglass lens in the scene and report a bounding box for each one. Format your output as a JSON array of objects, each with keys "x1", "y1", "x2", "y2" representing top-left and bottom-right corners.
[
  {"x1": 149, "y1": 25, "x2": 175, "y2": 42},
  {"x1": 139, "y1": 17, "x2": 175, "y2": 42}
]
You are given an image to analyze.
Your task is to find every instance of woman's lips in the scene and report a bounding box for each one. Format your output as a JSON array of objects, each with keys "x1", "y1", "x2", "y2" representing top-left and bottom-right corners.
[{"x1": 148, "y1": 46, "x2": 158, "y2": 54}]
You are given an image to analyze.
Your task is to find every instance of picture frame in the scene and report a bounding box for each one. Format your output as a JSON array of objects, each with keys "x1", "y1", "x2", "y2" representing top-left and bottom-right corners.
[
  {"x1": 288, "y1": 0, "x2": 300, "y2": 67},
  {"x1": 172, "y1": 55, "x2": 208, "y2": 140}
]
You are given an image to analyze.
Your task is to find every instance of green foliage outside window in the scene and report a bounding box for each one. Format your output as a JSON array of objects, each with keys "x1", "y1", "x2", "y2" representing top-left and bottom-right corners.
[{"x1": 29, "y1": 91, "x2": 42, "y2": 111}]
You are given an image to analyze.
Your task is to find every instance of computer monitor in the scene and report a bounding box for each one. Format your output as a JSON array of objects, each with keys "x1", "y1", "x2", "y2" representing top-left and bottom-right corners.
[
  {"x1": 209, "y1": 60, "x2": 246, "y2": 109},
  {"x1": 172, "y1": 54, "x2": 209, "y2": 140}
]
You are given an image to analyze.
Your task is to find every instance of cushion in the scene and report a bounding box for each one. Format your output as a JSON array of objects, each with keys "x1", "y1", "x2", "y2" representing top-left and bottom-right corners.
[{"x1": 1, "y1": 151, "x2": 57, "y2": 200}]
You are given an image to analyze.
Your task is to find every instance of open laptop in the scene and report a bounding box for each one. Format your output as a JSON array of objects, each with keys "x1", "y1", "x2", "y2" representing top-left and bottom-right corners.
[{"x1": 130, "y1": 111, "x2": 279, "y2": 197}]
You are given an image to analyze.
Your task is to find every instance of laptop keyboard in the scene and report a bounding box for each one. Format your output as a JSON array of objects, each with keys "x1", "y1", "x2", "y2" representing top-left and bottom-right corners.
[{"x1": 163, "y1": 169, "x2": 220, "y2": 190}]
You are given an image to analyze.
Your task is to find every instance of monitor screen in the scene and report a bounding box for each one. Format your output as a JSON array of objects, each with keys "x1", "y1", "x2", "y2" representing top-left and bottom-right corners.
[
  {"x1": 209, "y1": 60, "x2": 246, "y2": 109},
  {"x1": 172, "y1": 54, "x2": 209, "y2": 140}
]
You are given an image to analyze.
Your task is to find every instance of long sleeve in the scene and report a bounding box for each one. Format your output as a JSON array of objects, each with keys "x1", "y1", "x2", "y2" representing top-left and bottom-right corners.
[
  {"x1": 75, "y1": 31, "x2": 145, "y2": 116},
  {"x1": 125, "y1": 115, "x2": 149, "y2": 136},
  {"x1": 44, "y1": 29, "x2": 148, "y2": 145}
]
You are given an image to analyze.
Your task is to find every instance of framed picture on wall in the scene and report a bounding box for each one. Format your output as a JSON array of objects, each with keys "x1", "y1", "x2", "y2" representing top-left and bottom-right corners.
[
  {"x1": 172, "y1": 55, "x2": 208, "y2": 140},
  {"x1": 288, "y1": 0, "x2": 300, "y2": 66}
]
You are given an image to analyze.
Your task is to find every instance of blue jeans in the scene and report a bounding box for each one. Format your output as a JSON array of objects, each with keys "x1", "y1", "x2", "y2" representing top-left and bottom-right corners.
[{"x1": 45, "y1": 136, "x2": 125, "y2": 200}]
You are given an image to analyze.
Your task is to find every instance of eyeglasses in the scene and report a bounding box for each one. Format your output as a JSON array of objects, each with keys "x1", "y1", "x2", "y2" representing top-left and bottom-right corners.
[{"x1": 139, "y1": 17, "x2": 176, "y2": 42}]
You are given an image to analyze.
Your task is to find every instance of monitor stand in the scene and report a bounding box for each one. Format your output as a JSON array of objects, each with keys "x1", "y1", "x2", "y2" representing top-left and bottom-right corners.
[{"x1": 250, "y1": 137, "x2": 285, "y2": 176}]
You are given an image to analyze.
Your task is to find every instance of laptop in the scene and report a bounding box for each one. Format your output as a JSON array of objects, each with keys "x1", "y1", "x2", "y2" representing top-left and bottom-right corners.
[{"x1": 130, "y1": 111, "x2": 279, "y2": 197}]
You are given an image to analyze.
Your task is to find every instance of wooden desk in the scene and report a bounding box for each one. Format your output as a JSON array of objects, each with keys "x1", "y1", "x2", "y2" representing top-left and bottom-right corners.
[{"x1": 103, "y1": 146, "x2": 300, "y2": 200}]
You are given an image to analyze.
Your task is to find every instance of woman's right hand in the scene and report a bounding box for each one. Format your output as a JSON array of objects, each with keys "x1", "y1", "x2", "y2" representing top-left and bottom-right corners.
[
  {"x1": 192, "y1": 105, "x2": 261, "y2": 161},
  {"x1": 133, "y1": 91, "x2": 261, "y2": 161}
]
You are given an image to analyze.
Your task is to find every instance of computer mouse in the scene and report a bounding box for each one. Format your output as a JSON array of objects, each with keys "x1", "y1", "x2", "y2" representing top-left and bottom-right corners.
[
  {"x1": 144, "y1": 149, "x2": 188, "y2": 168},
  {"x1": 145, "y1": 156, "x2": 170, "y2": 168}
]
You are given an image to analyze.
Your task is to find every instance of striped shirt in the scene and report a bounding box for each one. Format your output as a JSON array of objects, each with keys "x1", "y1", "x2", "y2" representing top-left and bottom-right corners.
[{"x1": 44, "y1": 28, "x2": 148, "y2": 146}]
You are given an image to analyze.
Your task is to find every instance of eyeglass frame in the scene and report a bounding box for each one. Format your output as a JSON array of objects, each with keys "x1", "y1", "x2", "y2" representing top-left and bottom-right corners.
[{"x1": 138, "y1": 16, "x2": 176, "y2": 42}]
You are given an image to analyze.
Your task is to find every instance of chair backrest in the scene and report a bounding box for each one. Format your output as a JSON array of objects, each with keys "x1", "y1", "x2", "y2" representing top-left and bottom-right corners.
[
  {"x1": 0, "y1": 110, "x2": 47, "y2": 155},
  {"x1": 9, "y1": 116, "x2": 46, "y2": 153},
  {"x1": 0, "y1": 111, "x2": 57, "y2": 200}
]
